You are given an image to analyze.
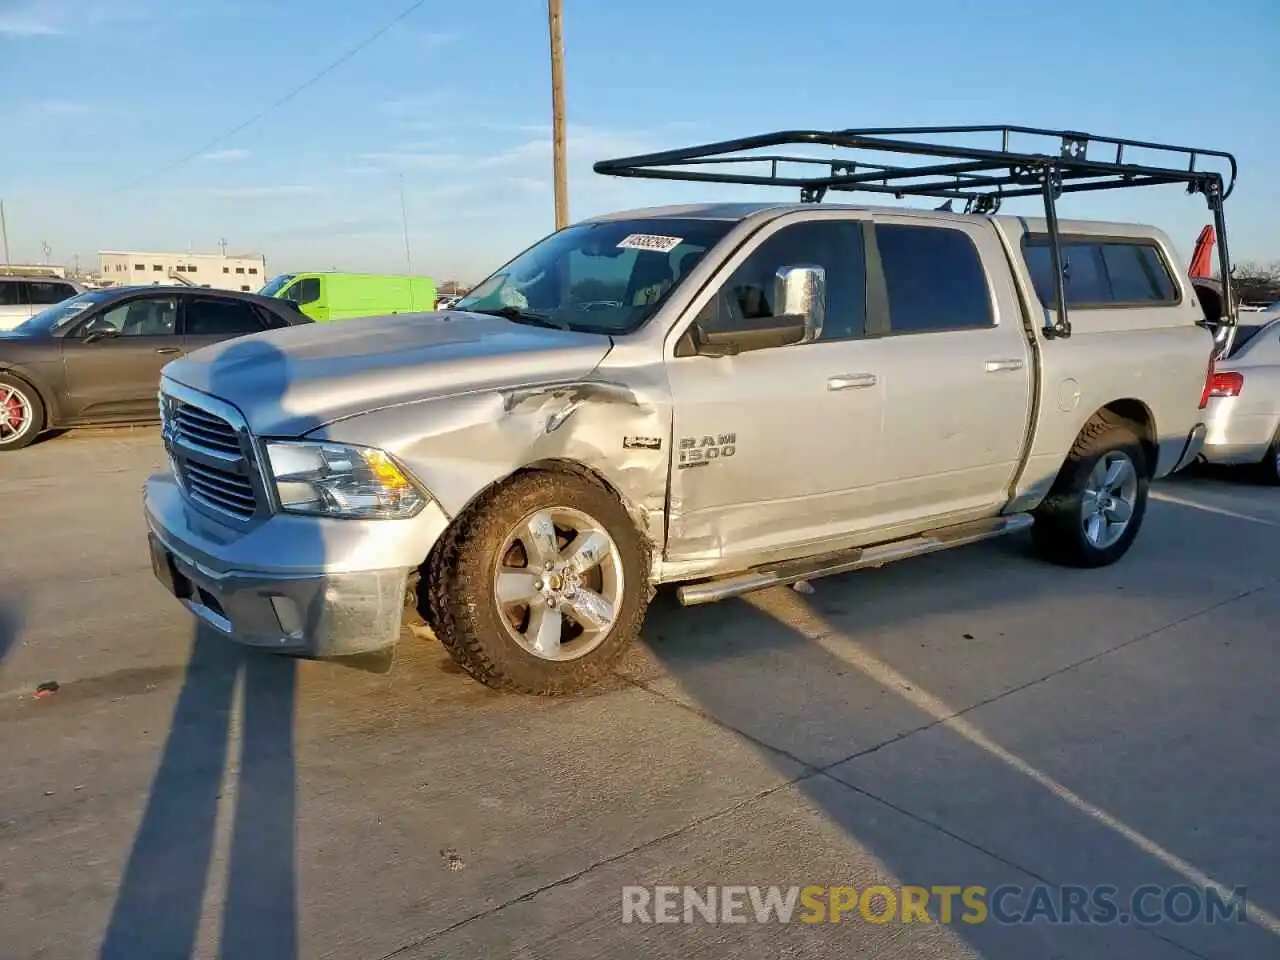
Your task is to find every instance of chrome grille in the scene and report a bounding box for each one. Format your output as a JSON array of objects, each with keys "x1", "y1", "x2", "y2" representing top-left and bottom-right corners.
[
  {"x1": 162, "y1": 389, "x2": 262, "y2": 522},
  {"x1": 182, "y1": 459, "x2": 258, "y2": 518},
  {"x1": 174, "y1": 403, "x2": 241, "y2": 455}
]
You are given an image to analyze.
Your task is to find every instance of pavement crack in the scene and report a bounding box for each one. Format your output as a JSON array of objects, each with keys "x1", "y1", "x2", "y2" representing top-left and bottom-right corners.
[
  {"x1": 374, "y1": 773, "x2": 809, "y2": 959},
  {"x1": 620, "y1": 673, "x2": 826, "y2": 778},
  {"x1": 818, "y1": 771, "x2": 1211, "y2": 959}
]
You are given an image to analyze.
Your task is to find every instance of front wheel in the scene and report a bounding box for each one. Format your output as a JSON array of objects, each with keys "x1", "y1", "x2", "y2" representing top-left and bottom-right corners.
[
  {"x1": 1032, "y1": 414, "x2": 1149, "y2": 568},
  {"x1": 0, "y1": 374, "x2": 43, "y2": 451},
  {"x1": 425, "y1": 470, "x2": 651, "y2": 694}
]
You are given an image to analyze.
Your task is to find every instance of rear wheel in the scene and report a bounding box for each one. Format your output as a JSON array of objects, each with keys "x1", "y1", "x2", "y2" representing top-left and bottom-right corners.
[
  {"x1": 0, "y1": 374, "x2": 43, "y2": 452},
  {"x1": 1032, "y1": 413, "x2": 1149, "y2": 568},
  {"x1": 425, "y1": 470, "x2": 650, "y2": 694},
  {"x1": 1259, "y1": 429, "x2": 1280, "y2": 486}
]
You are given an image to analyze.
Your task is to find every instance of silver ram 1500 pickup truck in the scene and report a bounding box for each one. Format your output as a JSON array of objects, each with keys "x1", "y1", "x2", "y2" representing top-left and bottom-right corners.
[{"x1": 143, "y1": 126, "x2": 1239, "y2": 693}]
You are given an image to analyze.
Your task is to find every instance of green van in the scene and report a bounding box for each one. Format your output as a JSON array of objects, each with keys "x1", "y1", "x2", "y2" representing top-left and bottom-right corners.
[{"x1": 258, "y1": 272, "x2": 437, "y2": 323}]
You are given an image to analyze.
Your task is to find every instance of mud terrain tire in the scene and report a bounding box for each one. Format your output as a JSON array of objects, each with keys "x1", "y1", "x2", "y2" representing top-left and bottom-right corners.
[{"x1": 425, "y1": 470, "x2": 650, "y2": 694}]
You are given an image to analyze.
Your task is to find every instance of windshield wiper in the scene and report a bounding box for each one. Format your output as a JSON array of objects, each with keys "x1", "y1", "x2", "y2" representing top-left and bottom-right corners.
[{"x1": 472, "y1": 306, "x2": 570, "y2": 331}]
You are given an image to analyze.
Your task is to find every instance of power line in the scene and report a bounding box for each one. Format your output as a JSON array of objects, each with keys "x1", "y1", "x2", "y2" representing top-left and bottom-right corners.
[{"x1": 121, "y1": 0, "x2": 429, "y2": 192}]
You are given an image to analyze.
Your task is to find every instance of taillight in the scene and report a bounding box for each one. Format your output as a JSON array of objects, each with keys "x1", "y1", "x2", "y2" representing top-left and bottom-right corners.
[
  {"x1": 1204, "y1": 371, "x2": 1244, "y2": 401},
  {"x1": 1199, "y1": 355, "x2": 1216, "y2": 409}
]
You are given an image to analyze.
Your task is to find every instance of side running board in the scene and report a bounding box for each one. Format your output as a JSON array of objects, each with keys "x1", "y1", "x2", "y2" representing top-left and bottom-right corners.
[{"x1": 676, "y1": 514, "x2": 1035, "y2": 606}]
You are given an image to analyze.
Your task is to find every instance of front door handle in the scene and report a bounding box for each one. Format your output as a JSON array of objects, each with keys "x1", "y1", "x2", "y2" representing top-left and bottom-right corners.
[
  {"x1": 827, "y1": 373, "x2": 877, "y2": 391},
  {"x1": 984, "y1": 358, "x2": 1024, "y2": 373},
  {"x1": 155, "y1": 347, "x2": 181, "y2": 355}
]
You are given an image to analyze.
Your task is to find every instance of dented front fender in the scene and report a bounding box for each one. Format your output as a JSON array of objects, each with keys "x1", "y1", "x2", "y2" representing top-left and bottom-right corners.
[{"x1": 306, "y1": 375, "x2": 675, "y2": 564}]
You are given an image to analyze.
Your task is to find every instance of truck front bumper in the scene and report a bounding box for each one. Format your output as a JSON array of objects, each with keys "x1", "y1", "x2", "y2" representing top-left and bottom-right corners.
[{"x1": 144, "y1": 472, "x2": 450, "y2": 657}]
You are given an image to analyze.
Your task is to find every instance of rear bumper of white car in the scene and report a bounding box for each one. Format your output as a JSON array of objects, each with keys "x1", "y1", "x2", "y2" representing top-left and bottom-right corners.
[
  {"x1": 144, "y1": 472, "x2": 449, "y2": 656},
  {"x1": 1201, "y1": 396, "x2": 1276, "y2": 465}
]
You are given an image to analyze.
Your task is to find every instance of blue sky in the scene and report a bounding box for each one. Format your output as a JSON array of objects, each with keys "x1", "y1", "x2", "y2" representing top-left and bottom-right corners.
[{"x1": 0, "y1": 0, "x2": 1276, "y2": 282}]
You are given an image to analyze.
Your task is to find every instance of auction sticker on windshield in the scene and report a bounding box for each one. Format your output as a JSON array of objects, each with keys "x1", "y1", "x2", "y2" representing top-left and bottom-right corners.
[{"x1": 617, "y1": 234, "x2": 684, "y2": 253}]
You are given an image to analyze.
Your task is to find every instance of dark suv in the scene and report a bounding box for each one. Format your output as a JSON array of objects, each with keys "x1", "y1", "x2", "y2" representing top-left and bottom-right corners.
[{"x1": 0, "y1": 285, "x2": 309, "y2": 451}]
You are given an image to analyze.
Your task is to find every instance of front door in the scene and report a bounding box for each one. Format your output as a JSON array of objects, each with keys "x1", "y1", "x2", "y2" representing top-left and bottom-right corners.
[
  {"x1": 665, "y1": 214, "x2": 885, "y2": 567},
  {"x1": 281, "y1": 276, "x2": 325, "y2": 321},
  {"x1": 61, "y1": 294, "x2": 182, "y2": 421},
  {"x1": 867, "y1": 216, "x2": 1034, "y2": 524}
]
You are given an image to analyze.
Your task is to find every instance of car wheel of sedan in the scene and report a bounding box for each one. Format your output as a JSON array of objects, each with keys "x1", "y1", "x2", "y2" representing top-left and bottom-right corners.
[
  {"x1": 426, "y1": 470, "x2": 651, "y2": 694},
  {"x1": 1259, "y1": 429, "x2": 1280, "y2": 486},
  {"x1": 0, "y1": 374, "x2": 43, "y2": 451},
  {"x1": 1032, "y1": 412, "x2": 1149, "y2": 568}
]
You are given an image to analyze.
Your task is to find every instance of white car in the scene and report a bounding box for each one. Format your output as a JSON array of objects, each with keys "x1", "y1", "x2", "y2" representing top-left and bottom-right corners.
[
  {"x1": 0, "y1": 276, "x2": 85, "y2": 331},
  {"x1": 1202, "y1": 311, "x2": 1280, "y2": 482}
]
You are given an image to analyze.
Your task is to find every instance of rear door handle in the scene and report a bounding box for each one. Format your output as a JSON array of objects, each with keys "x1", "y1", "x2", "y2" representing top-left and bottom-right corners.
[
  {"x1": 984, "y1": 358, "x2": 1024, "y2": 373},
  {"x1": 827, "y1": 373, "x2": 877, "y2": 391},
  {"x1": 155, "y1": 347, "x2": 181, "y2": 355}
]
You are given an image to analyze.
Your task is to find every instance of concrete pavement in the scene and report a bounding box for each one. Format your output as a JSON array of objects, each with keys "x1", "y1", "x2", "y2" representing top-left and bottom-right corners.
[{"x1": 1, "y1": 427, "x2": 1277, "y2": 959}]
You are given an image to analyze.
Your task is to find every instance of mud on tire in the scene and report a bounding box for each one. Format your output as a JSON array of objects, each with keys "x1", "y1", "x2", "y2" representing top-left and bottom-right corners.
[
  {"x1": 423, "y1": 469, "x2": 651, "y2": 694},
  {"x1": 1031, "y1": 412, "x2": 1150, "y2": 569}
]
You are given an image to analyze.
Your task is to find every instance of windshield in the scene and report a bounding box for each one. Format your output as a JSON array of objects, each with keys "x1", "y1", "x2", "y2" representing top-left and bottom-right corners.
[
  {"x1": 14, "y1": 289, "x2": 114, "y2": 335},
  {"x1": 258, "y1": 273, "x2": 296, "y2": 298},
  {"x1": 454, "y1": 218, "x2": 732, "y2": 334}
]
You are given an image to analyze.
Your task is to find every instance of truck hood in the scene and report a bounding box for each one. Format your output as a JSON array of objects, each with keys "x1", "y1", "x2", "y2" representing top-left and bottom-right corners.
[{"x1": 162, "y1": 311, "x2": 614, "y2": 436}]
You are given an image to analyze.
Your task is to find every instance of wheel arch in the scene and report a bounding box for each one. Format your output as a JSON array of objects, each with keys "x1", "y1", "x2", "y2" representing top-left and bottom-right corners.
[
  {"x1": 1091, "y1": 398, "x2": 1158, "y2": 476},
  {"x1": 423, "y1": 456, "x2": 658, "y2": 581},
  {"x1": 0, "y1": 364, "x2": 55, "y2": 432},
  {"x1": 448, "y1": 457, "x2": 651, "y2": 545}
]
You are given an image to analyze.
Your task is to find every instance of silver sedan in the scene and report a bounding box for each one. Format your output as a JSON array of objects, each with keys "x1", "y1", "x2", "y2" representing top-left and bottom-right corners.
[{"x1": 1202, "y1": 311, "x2": 1280, "y2": 482}]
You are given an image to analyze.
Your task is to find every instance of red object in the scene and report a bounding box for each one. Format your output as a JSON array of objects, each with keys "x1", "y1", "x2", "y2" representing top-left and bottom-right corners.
[
  {"x1": 1205, "y1": 371, "x2": 1244, "y2": 400},
  {"x1": 1189, "y1": 225, "x2": 1215, "y2": 278},
  {"x1": 1199, "y1": 355, "x2": 1217, "y2": 409}
]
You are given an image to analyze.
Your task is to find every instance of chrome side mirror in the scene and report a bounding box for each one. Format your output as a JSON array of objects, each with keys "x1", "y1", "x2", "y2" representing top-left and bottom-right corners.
[{"x1": 774, "y1": 265, "x2": 826, "y2": 343}]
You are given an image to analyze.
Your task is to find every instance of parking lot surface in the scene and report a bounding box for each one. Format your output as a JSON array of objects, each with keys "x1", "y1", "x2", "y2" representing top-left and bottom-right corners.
[{"x1": 2, "y1": 427, "x2": 1278, "y2": 959}]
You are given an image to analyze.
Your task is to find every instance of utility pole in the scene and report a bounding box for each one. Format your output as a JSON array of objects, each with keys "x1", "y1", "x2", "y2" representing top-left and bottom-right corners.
[
  {"x1": 218, "y1": 237, "x2": 228, "y2": 256},
  {"x1": 548, "y1": 0, "x2": 568, "y2": 229},
  {"x1": 0, "y1": 200, "x2": 9, "y2": 265},
  {"x1": 399, "y1": 175, "x2": 413, "y2": 272}
]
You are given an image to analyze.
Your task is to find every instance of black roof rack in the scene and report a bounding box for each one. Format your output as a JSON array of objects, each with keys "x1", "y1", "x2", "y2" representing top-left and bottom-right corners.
[{"x1": 594, "y1": 125, "x2": 1240, "y2": 346}]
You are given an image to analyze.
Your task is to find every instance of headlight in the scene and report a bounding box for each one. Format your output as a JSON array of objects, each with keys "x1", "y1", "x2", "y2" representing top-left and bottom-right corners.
[{"x1": 265, "y1": 441, "x2": 427, "y2": 519}]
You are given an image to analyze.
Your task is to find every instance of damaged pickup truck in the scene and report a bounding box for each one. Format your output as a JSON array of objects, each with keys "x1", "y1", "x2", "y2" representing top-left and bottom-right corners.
[{"x1": 144, "y1": 125, "x2": 1240, "y2": 693}]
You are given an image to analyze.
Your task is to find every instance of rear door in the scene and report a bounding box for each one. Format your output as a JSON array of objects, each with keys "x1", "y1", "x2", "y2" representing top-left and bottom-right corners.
[
  {"x1": 180, "y1": 295, "x2": 272, "y2": 354},
  {"x1": 60, "y1": 294, "x2": 182, "y2": 421},
  {"x1": 865, "y1": 215, "x2": 1033, "y2": 525}
]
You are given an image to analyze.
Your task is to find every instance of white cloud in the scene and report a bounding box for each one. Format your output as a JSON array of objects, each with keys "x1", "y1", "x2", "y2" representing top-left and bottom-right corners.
[
  {"x1": 200, "y1": 148, "x2": 251, "y2": 162},
  {"x1": 356, "y1": 151, "x2": 467, "y2": 171},
  {"x1": 357, "y1": 125, "x2": 660, "y2": 177},
  {"x1": 0, "y1": 1, "x2": 61, "y2": 34},
  {"x1": 198, "y1": 184, "x2": 316, "y2": 200},
  {"x1": 414, "y1": 28, "x2": 463, "y2": 48},
  {"x1": 0, "y1": 0, "x2": 150, "y2": 36}
]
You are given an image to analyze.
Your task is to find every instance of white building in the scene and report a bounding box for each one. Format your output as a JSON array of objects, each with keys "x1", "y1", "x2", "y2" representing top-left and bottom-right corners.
[{"x1": 97, "y1": 251, "x2": 268, "y2": 292}]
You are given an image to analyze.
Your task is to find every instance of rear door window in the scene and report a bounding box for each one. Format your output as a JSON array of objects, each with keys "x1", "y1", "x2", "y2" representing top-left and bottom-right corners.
[
  {"x1": 0, "y1": 281, "x2": 24, "y2": 307},
  {"x1": 183, "y1": 298, "x2": 268, "y2": 336},
  {"x1": 27, "y1": 281, "x2": 76, "y2": 306},
  {"x1": 876, "y1": 223, "x2": 994, "y2": 334}
]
